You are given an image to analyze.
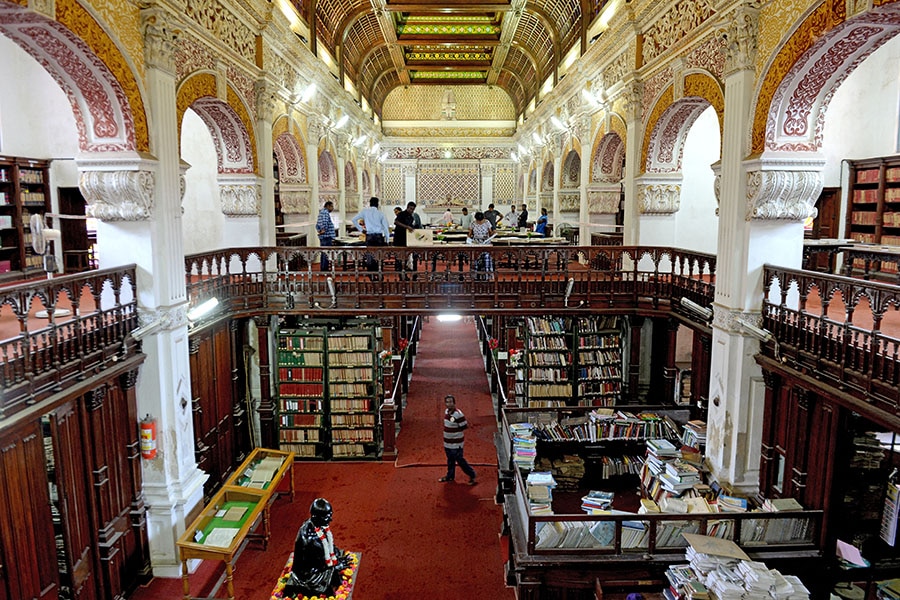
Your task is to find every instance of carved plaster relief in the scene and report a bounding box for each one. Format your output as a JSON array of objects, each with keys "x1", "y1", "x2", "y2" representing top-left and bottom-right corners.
[
  {"x1": 218, "y1": 175, "x2": 261, "y2": 217},
  {"x1": 78, "y1": 153, "x2": 157, "y2": 221}
]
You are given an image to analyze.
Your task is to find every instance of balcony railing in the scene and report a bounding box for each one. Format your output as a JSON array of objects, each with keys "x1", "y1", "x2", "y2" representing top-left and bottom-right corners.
[{"x1": 763, "y1": 264, "x2": 900, "y2": 416}]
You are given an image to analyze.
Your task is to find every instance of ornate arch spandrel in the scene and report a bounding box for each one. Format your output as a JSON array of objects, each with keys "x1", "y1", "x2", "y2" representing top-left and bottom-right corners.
[
  {"x1": 176, "y1": 72, "x2": 216, "y2": 136},
  {"x1": 684, "y1": 71, "x2": 724, "y2": 152},
  {"x1": 0, "y1": 2, "x2": 145, "y2": 152},
  {"x1": 643, "y1": 97, "x2": 713, "y2": 174},
  {"x1": 640, "y1": 85, "x2": 674, "y2": 174},
  {"x1": 754, "y1": 2, "x2": 900, "y2": 154},
  {"x1": 273, "y1": 132, "x2": 307, "y2": 184},
  {"x1": 590, "y1": 133, "x2": 625, "y2": 183}
]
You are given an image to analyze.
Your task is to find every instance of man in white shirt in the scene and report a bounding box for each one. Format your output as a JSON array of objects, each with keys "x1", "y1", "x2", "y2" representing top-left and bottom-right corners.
[
  {"x1": 503, "y1": 205, "x2": 518, "y2": 228},
  {"x1": 459, "y1": 207, "x2": 473, "y2": 229}
]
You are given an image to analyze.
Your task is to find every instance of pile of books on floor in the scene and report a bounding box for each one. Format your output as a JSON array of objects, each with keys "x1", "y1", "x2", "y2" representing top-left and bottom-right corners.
[
  {"x1": 663, "y1": 534, "x2": 810, "y2": 600},
  {"x1": 509, "y1": 422, "x2": 537, "y2": 471},
  {"x1": 526, "y1": 471, "x2": 556, "y2": 515},
  {"x1": 581, "y1": 490, "x2": 615, "y2": 513},
  {"x1": 659, "y1": 458, "x2": 702, "y2": 495},
  {"x1": 682, "y1": 420, "x2": 707, "y2": 452}
]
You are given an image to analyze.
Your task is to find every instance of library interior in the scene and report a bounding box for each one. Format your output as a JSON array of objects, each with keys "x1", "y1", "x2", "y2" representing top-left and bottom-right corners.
[{"x1": 4, "y1": 0, "x2": 900, "y2": 599}]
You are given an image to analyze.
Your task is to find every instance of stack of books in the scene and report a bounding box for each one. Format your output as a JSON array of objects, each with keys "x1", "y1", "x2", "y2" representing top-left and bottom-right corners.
[
  {"x1": 526, "y1": 471, "x2": 556, "y2": 515},
  {"x1": 664, "y1": 564, "x2": 709, "y2": 600},
  {"x1": 551, "y1": 455, "x2": 585, "y2": 491},
  {"x1": 659, "y1": 459, "x2": 702, "y2": 494},
  {"x1": 681, "y1": 420, "x2": 707, "y2": 451},
  {"x1": 642, "y1": 438, "x2": 681, "y2": 501},
  {"x1": 509, "y1": 423, "x2": 537, "y2": 471},
  {"x1": 715, "y1": 494, "x2": 749, "y2": 512},
  {"x1": 581, "y1": 490, "x2": 615, "y2": 513}
]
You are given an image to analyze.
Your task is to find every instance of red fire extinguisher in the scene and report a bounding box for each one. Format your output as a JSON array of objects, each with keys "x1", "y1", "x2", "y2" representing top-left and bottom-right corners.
[{"x1": 140, "y1": 414, "x2": 157, "y2": 460}]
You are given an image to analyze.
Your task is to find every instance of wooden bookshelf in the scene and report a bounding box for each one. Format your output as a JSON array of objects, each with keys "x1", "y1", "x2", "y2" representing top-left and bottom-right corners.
[
  {"x1": 276, "y1": 327, "x2": 327, "y2": 459},
  {"x1": 523, "y1": 316, "x2": 572, "y2": 407},
  {"x1": 327, "y1": 327, "x2": 380, "y2": 459},
  {"x1": 0, "y1": 155, "x2": 51, "y2": 281},
  {"x1": 846, "y1": 156, "x2": 900, "y2": 278},
  {"x1": 575, "y1": 316, "x2": 623, "y2": 407}
]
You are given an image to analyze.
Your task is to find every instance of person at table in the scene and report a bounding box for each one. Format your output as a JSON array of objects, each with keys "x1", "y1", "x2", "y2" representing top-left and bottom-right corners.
[
  {"x1": 441, "y1": 207, "x2": 454, "y2": 226},
  {"x1": 469, "y1": 211, "x2": 495, "y2": 276},
  {"x1": 535, "y1": 207, "x2": 549, "y2": 236},
  {"x1": 459, "y1": 207, "x2": 473, "y2": 230},
  {"x1": 518, "y1": 203, "x2": 529, "y2": 230},
  {"x1": 394, "y1": 202, "x2": 418, "y2": 247},
  {"x1": 285, "y1": 498, "x2": 352, "y2": 598},
  {"x1": 483, "y1": 203, "x2": 501, "y2": 229},
  {"x1": 504, "y1": 205, "x2": 518, "y2": 228},
  {"x1": 411, "y1": 204, "x2": 423, "y2": 229},
  {"x1": 352, "y1": 196, "x2": 390, "y2": 246}
]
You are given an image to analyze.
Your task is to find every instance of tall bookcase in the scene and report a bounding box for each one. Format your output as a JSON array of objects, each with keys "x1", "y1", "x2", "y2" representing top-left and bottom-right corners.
[
  {"x1": 575, "y1": 316, "x2": 623, "y2": 407},
  {"x1": 327, "y1": 327, "x2": 380, "y2": 459},
  {"x1": 275, "y1": 320, "x2": 382, "y2": 460},
  {"x1": 523, "y1": 316, "x2": 572, "y2": 407},
  {"x1": 276, "y1": 327, "x2": 327, "y2": 458},
  {"x1": 846, "y1": 156, "x2": 900, "y2": 248},
  {"x1": 0, "y1": 155, "x2": 51, "y2": 281}
]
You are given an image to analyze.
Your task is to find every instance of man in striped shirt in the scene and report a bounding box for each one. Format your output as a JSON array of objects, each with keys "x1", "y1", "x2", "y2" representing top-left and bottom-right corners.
[
  {"x1": 315, "y1": 201, "x2": 335, "y2": 271},
  {"x1": 439, "y1": 395, "x2": 476, "y2": 485}
]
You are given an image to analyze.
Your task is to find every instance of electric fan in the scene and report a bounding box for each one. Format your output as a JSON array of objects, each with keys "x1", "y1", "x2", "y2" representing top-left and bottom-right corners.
[{"x1": 30, "y1": 213, "x2": 71, "y2": 318}]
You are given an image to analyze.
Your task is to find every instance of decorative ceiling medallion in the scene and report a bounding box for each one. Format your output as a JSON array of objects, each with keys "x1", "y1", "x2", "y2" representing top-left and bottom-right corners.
[
  {"x1": 397, "y1": 24, "x2": 500, "y2": 35},
  {"x1": 410, "y1": 71, "x2": 485, "y2": 79}
]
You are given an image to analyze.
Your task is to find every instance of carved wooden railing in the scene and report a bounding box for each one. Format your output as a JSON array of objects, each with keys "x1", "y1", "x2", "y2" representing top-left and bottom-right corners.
[
  {"x1": 763, "y1": 265, "x2": 900, "y2": 415},
  {"x1": 184, "y1": 245, "x2": 717, "y2": 316},
  {"x1": 0, "y1": 266, "x2": 138, "y2": 418}
]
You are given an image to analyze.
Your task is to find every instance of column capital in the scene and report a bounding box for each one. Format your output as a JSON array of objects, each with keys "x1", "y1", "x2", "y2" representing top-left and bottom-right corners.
[
  {"x1": 402, "y1": 163, "x2": 417, "y2": 177},
  {"x1": 218, "y1": 174, "x2": 262, "y2": 217},
  {"x1": 307, "y1": 118, "x2": 329, "y2": 145},
  {"x1": 481, "y1": 163, "x2": 496, "y2": 177},
  {"x1": 722, "y1": 1, "x2": 761, "y2": 77},
  {"x1": 77, "y1": 152, "x2": 158, "y2": 221},
  {"x1": 140, "y1": 4, "x2": 183, "y2": 74},
  {"x1": 620, "y1": 78, "x2": 643, "y2": 123},
  {"x1": 635, "y1": 173, "x2": 682, "y2": 215},
  {"x1": 744, "y1": 155, "x2": 824, "y2": 221},
  {"x1": 255, "y1": 79, "x2": 277, "y2": 121}
]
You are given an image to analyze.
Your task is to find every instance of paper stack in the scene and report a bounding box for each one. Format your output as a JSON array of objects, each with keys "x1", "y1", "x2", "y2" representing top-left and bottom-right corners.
[
  {"x1": 526, "y1": 471, "x2": 556, "y2": 515},
  {"x1": 581, "y1": 490, "x2": 615, "y2": 513}
]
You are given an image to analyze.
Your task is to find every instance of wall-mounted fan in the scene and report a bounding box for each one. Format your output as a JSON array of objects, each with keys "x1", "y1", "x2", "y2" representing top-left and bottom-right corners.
[{"x1": 30, "y1": 213, "x2": 71, "y2": 317}]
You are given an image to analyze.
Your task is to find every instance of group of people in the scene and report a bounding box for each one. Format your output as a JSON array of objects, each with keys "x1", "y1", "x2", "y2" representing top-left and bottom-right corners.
[{"x1": 315, "y1": 197, "x2": 550, "y2": 270}]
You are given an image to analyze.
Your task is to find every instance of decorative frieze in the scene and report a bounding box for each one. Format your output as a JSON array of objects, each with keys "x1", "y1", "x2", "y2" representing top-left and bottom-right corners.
[
  {"x1": 587, "y1": 184, "x2": 621, "y2": 214},
  {"x1": 641, "y1": 0, "x2": 717, "y2": 64}
]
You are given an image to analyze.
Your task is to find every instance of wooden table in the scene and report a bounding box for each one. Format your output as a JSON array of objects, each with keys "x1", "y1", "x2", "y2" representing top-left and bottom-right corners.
[
  {"x1": 840, "y1": 244, "x2": 900, "y2": 284},
  {"x1": 177, "y1": 448, "x2": 294, "y2": 600},
  {"x1": 802, "y1": 238, "x2": 855, "y2": 273}
]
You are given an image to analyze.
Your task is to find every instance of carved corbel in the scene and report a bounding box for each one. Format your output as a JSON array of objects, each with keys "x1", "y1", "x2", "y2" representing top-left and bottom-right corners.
[
  {"x1": 218, "y1": 174, "x2": 261, "y2": 217},
  {"x1": 78, "y1": 152, "x2": 158, "y2": 221},
  {"x1": 744, "y1": 156, "x2": 823, "y2": 221},
  {"x1": 635, "y1": 174, "x2": 682, "y2": 215}
]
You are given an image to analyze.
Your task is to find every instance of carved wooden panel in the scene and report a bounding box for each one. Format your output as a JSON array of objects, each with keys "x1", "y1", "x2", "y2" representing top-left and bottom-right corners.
[{"x1": 0, "y1": 421, "x2": 58, "y2": 600}]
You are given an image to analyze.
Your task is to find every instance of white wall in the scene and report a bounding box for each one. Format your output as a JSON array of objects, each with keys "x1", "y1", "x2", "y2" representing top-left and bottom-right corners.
[
  {"x1": 180, "y1": 109, "x2": 225, "y2": 255},
  {"x1": 822, "y1": 34, "x2": 900, "y2": 187},
  {"x1": 675, "y1": 106, "x2": 720, "y2": 254}
]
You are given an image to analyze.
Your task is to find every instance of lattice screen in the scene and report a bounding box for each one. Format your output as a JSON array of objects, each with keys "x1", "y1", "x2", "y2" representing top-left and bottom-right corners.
[
  {"x1": 383, "y1": 167, "x2": 404, "y2": 203},
  {"x1": 494, "y1": 166, "x2": 515, "y2": 203},
  {"x1": 416, "y1": 161, "x2": 480, "y2": 208}
]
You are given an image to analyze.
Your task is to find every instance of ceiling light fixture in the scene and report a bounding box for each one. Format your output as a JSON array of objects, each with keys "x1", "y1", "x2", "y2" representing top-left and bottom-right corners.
[
  {"x1": 187, "y1": 297, "x2": 219, "y2": 322},
  {"x1": 353, "y1": 134, "x2": 367, "y2": 147},
  {"x1": 532, "y1": 131, "x2": 543, "y2": 145},
  {"x1": 333, "y1": 115, "x2": 349, "y2": 129}
]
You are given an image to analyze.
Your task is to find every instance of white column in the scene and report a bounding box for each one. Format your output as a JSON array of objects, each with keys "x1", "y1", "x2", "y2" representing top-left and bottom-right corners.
[
  {"x1": 403, "y1": 162, "x2": 416, "y2": 206},
  {"x1": 306, "y1": 119, "x2": 324, "y2": 241},
  {"x1": 255, "y1": 81, "x2": 276, "y2": 246},
  {"x1": 551, "y1": 134, "x2": 563, "y2": 228},
  {"x1": 481, "y1": 163, "x2": 495, "y2": 209},
  {"x1": 578, "y1": 116, "x2": 591, "y2": 244},
  {"x1": 621, "y1": 79, "x2": 643, "y2": 245},
  {"x1": 78, "y1": 6, "x2": 207, "y2": 577},
  {"x1": 707, "y1": 2, "x2": 822, "y2": 493}
]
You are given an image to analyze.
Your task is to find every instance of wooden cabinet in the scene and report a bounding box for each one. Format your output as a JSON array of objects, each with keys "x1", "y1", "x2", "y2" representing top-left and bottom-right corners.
[
  {"x1": 575, "y1": 316, "x2": 623, "y2": 407},
  {"x1": 0, "y1": 156, "x2": 51, "y2": 281},
  {"x1": 846, "y1": 156, "x2": 900, "y2": 278},
  {"x1": 523, "y1": 316, "x2": 572, "y2": 407},
  {"x1": 276, "y1": 327, "x2": 327, "y2": 458}
]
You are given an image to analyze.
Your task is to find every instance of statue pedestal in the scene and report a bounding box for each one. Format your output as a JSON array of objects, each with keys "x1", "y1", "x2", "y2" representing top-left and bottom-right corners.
[{"x1": 270, "y1": 551, "x2": 360, "y2": 600}]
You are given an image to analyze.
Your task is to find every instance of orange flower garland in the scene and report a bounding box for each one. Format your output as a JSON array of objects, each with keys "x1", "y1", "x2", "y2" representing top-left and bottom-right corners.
[{"x1": 270, "y1": 552, "x2": 360, "y2": 600}]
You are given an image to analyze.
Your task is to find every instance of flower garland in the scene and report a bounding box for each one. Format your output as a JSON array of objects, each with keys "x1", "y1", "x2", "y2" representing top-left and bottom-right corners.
[
  {"x1": 270, "y1": 552, "x2": 360, "y2": 600},
  {"x1": 488, "y1": 337, "x2": 499, "y2": 350}
]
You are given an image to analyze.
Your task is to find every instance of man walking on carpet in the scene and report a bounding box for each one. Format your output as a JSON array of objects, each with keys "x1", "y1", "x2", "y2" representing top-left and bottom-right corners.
[{"x1": 440, "y1": 394, "x2": 477, "y2": 485}]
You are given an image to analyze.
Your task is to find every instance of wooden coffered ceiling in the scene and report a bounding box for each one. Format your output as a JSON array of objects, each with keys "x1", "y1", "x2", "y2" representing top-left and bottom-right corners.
[{"x1": 290, "y1": 0, "x2": 605, "y2": 119}]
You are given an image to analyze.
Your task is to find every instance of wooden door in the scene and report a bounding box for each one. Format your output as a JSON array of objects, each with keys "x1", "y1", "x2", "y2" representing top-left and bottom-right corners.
[
  {"x1": 51, "y1": 401, "x2": 100, "y2": 600},
  {"x1": 814, "y1": 187, "x2": 841, "y2": 240},
  {"x1": 0, "y1": 421, "x2": 59, "y2": 600},
  {"x1": 56, "y1": 187, "x2": 91, "y2": 273}
]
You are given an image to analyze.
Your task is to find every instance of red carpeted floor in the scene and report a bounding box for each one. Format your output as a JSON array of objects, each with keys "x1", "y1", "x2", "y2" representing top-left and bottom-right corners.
[{"x1": 130, "y1": 317, "x2": 514, "y2": 600}]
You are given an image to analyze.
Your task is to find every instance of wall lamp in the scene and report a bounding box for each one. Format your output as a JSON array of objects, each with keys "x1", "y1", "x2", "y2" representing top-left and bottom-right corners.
[
  {"x1": 680, "y1": 297, "x2": 713, "y2": 321},
  {"x1": 735, "y1": 316, "x2": 783, "y2": 361},
  {"x1": 531, "y1": 131, "x2": 543, "y2": 145},
  {"x1": 313, "y1": 276, "x2": 336, "y2": 309},
  {"x1": 300, "y1": 82, "x2": 317, "y2": 103},
  {"x1": 131, "y1": 318, "x2": 165, "y2": 341}
]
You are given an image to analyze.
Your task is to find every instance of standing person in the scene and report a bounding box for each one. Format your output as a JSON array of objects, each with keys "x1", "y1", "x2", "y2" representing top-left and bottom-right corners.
[
  {"x1": 411, "y1": 205, "x2": 422, "y2": 229},
  {"x1": 469, "y1": 211, "x2": 495, "y2": 277},
  {"x1": 504, "y1": 205, "x2": 518, "y2": 227},
  {"x1": 483, "y1": 203, "x2": 501, "y2": 229},
  {"x1": 535, "y1": 206, "x2": 549, "y2": 236},
  {"x1": 439, "y1": 395, "x2": 476, "y2": 485},
  {"x1": 351, "y1": 196, "x2": 390, "y2": 245},
  {"x1": 441, "y1": 207, "x2": 454, "y2": 226},
  {"x1": 459, "y1": 206, "x2": 473, "y2": 230},
  {"x1": 517, "y1": 203, "x2": 529, "y2": 230},
  {"x1": 316, "y1": 200, "x2": 336, "y2": 271},
  {"x1": 393, "y1": 201, "x2": 417, "y2": 247}
]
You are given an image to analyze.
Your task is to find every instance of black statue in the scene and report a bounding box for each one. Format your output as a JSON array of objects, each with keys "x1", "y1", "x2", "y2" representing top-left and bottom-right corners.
[{"x1": 285, "y1": 498, "x2": 352, "y2": 597}]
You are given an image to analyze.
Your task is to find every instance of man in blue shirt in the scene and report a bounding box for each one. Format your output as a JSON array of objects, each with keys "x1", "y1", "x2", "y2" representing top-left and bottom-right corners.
[
  {"x1": 351, "y1": 196, "x2": 390, "y2": 276},
  {"x1": 316, "y1": 200, "x2": 335, "y2": 271}
]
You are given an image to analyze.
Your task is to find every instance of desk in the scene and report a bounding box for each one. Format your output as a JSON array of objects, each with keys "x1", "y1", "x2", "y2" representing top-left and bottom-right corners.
[
  {"x1": 177, "y1": 448, "x2": 294, "y2": 600},
  {"x1": 802, "y1": 238, "x2": 855, "y2": 273},
  {"x1": 841, "y1": 245, "x2": 900, "y2": 284}
]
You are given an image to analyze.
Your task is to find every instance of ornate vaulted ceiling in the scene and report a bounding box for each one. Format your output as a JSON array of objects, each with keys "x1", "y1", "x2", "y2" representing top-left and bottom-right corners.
[{"x1": 290, "y1": 0, "x2": 605, "y2": 120}]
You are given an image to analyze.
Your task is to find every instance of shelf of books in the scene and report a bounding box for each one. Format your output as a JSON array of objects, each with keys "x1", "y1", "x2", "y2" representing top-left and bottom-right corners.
[
  {"x1": 0, "y1": 155, "x2": 51, "y2": 280},
  {"x1": 523, "y1": 316, "x2": 572, "y2": 407},
  {"x1": 276, "y1": 327, "x2": 327, "y2": 458},
  {"x1": 327, "y1": 328, "x2": 380, "y2": 459},
  {"x1": 574, "y1": 316, "x2": 623, "y2": 407},
  {"x1": 847, "y1": 156, "x2": 900, "y2": 277}
]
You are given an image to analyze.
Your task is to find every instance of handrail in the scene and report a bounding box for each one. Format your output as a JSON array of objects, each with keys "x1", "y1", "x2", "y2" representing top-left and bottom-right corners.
[{"x1": 762, "y1": 264, "x2": 900, "y2": 420}]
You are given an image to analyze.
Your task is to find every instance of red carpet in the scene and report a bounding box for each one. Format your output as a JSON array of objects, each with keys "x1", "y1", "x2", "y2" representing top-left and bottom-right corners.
[
  {"x1": 131, "y1": 318, "x2": 513, "y2": 600},
  {"x1": 395, "y1": 316, "x2": 500, "y2": 469}
]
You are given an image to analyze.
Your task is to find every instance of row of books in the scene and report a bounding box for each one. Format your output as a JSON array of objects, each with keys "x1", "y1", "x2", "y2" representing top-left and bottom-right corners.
[
  {"x1": 278, "y1": 351, "x2": 324, "y2": 366},
  {"x1": 331, "y1": 414, "x2": 376, "y2": 427},
  {"x1": 577, "y1": 334, "x2": 620, "y2": 348},
  {"x1": 278, "y1": 367, "x2": 323, "y2": 381},
  {"x1": 278, "y1": 336, "x2": 325, "y2": 350},
  {"x1": 525, "y1": 316, "x2": 567, "y2": 334},
  {"x1": 329, "y1": 383, "x2": 373, "y2": 397},
  {"x1": 526, "y1": 337, "x2": 568, "y2": 350},
  {"x1": 527, "y1": 353, "x2": 570, "y2": 366},
  {"x1": 330, "y1": 398, "x2": 373, "y2": 412},
  {"x1": 279, "y1": 382, "x2": 325, "y2": 398},
  {"x1": 327, "y1": 335, "x2": 371, "y2": 350},
  {"x1": 328, "y1": 367, "x2": 374, "y2": 381}
]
